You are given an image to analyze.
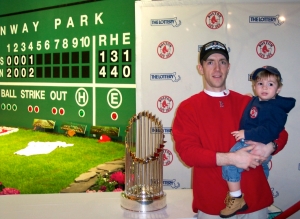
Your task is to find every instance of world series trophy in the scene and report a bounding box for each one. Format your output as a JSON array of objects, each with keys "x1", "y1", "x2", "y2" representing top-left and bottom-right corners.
[{"x1": 121, "y1": 111, "x2": 166, "y2": 212}]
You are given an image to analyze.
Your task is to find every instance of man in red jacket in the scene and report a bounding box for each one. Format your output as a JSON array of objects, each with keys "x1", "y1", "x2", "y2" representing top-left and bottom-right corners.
[{"x1": 172, "y1": 40, "x2": 287, "y2": 219}]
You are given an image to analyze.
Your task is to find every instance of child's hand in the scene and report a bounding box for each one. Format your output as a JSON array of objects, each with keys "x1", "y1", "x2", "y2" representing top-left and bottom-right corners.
[{"x1": 231, "y1": 130, "x2": 245, "y2": 141}]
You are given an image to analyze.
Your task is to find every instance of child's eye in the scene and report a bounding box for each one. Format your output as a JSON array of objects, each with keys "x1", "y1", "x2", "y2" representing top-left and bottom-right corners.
[{"x1": 268, "y1": 83, "x2": 274, "y2": 86}]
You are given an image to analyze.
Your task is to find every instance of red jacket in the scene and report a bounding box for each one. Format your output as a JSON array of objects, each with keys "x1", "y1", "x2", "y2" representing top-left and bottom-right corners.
[{"x1": 172, "y1": 90, "x2": 287, "y2": 215}]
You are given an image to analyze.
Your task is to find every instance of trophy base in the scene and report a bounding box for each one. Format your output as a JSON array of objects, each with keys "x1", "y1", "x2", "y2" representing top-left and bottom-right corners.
[{"x1": 120, "y1": 192, "x2": 167, "y2": 212}]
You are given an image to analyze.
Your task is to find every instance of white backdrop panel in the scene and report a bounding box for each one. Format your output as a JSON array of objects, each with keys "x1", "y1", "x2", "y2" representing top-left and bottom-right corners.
[{"x1": 136, "y1": 1, "x2": 300, "y2": 216}]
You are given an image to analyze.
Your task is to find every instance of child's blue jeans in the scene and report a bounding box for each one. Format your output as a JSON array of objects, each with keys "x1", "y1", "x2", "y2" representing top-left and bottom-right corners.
[{"x1": 222, "y1": 140, "x2": 272, "y2": 182}]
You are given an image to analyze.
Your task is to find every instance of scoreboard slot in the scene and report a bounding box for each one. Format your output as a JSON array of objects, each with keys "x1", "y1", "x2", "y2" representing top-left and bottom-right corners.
[{"x1": 5, "y1": 51, "x2": 91, "y2": 79}]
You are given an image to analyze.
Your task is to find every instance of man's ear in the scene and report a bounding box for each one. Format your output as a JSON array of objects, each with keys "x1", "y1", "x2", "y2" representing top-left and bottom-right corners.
[{"x1": 198, "y1": 64, "x2": 204, "y2": 75}]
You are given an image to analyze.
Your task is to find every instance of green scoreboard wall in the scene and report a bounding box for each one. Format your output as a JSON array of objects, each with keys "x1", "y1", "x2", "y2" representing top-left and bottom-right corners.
[{"x1": 0, "y1": 0, "x2": 136, "y2": 138}]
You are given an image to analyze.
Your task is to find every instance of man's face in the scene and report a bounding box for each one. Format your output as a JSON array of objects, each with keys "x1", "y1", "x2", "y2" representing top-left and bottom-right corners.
[{"x1": 198, "y1": 53, "x2": 230, "y2": 92}]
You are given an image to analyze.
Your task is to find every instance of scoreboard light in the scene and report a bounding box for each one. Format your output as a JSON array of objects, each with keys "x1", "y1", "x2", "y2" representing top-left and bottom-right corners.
[
  {"x1": 111, "y1": 112, "x2": 118, "y2": 121},
  {"x1": 34, "y1": 106, "x2": 39, "y2": 113},
  {"x1": 6, "y1": 103, "x2": 11, "y2": 111},
  {"x1": 0, "y1": 0, "x2": 136, "y2": 135},
  {"x1": 78, "y1": 109, "x2": 85, "y2": 118},
  {"x1": 59, "y1": 108, "x2": 65, "y2": 116},
  {"x1": 12, "y1": 104, "x2": 17, "y2": 111},
  {"x1": 52, "y1": 107, "x2": 57, "y2": 115},
  {"x1": 28, "y1": 105, "x2": 33, "y2": 113}
]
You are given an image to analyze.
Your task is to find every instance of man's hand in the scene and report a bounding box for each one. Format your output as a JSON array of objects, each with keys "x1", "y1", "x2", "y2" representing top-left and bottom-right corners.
[
  {"x1": 217, "y1": 145, "x2": 265, "y2": 170},
  {"x1": 246, "y1": 140, "x2": 274, "y2": 158},
  {"x1": 232, "y1": 145, "x2": 265, "y2": 170}
]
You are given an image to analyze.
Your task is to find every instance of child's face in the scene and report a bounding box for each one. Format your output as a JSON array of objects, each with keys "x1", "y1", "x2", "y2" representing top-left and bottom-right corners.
[{"x1": 253, "y1": 75, "x2": 281, "y2": 101}]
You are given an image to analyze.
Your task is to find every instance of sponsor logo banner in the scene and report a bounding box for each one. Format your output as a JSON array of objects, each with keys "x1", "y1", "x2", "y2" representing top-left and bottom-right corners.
[
  {"x1": 151, "y1": 17, "x2": 181, "y2": 27},
  {"x1": 150, "y1": 73, "x2": 181, "y2": 82},
  {"x1": 249, "y1": 15, "x2": 284, "y2": 26},
  {"x1": 163, "y1": 179, "x2": 180, "y2": 189}
]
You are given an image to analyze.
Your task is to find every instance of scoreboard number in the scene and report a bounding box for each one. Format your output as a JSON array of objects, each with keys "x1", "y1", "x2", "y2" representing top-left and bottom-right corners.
[
  {"x1": 4, "y1": 34, "x2": 132, "y2": 81},
  {"x1": 98, "y1": 49, "x2": 132, "y2": 79},
  {"x1": 110, "y1": 65, "x2": 119, "y2": 77},
  {"x1": 6, "y1": 55, "x2": 35, "y2": 78},
  {"x1": 110, "y1": 50, "x2": 118, "y2": 62},
  {"x1": 14, "y1": 55, "x2": 19, "y2": 65},
  {"x1": 122, "y1": 65, "x2": 131, "y2": 78},
  {"x1": 98, "y1": 65, "x2": 107, "y2": 78}
]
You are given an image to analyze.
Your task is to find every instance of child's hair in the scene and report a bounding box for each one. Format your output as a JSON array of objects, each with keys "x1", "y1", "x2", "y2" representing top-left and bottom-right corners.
[{"x1": 253, "y1": 70, "x2": 283, "y2": 87}]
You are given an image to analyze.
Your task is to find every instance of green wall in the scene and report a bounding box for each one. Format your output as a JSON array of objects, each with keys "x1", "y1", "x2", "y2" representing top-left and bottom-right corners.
[
  {"x1": 0, "y1": 0, "x2": 91, "y2": 15},
  {"x1": 0, "y1": 0, "x2": 136, "y2": 140}
]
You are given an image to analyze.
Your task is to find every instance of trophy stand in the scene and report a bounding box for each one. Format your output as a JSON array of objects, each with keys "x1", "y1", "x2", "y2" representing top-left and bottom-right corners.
[{"x1": 121, "y1": 111, "x2": 166, "y2": 212}]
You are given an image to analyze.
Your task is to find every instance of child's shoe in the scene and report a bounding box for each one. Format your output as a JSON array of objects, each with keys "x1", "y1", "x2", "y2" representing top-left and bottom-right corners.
[{"x1": 220, "y1": 192, "x2": 248, "y2": 218}]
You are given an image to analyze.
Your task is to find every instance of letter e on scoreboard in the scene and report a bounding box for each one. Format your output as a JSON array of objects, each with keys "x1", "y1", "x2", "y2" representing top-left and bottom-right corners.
[{"x1": 107, "y1": 88, "x2": 122, "y2": 109}]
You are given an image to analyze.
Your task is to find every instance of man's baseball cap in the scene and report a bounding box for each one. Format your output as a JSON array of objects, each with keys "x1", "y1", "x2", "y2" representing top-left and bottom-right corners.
[
  {"x1": 200, "y1": 40, "x2": 229, "y2": 62},
  {"x1": 251, "y1": 66, "x2": 282, "y2": 81}
]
